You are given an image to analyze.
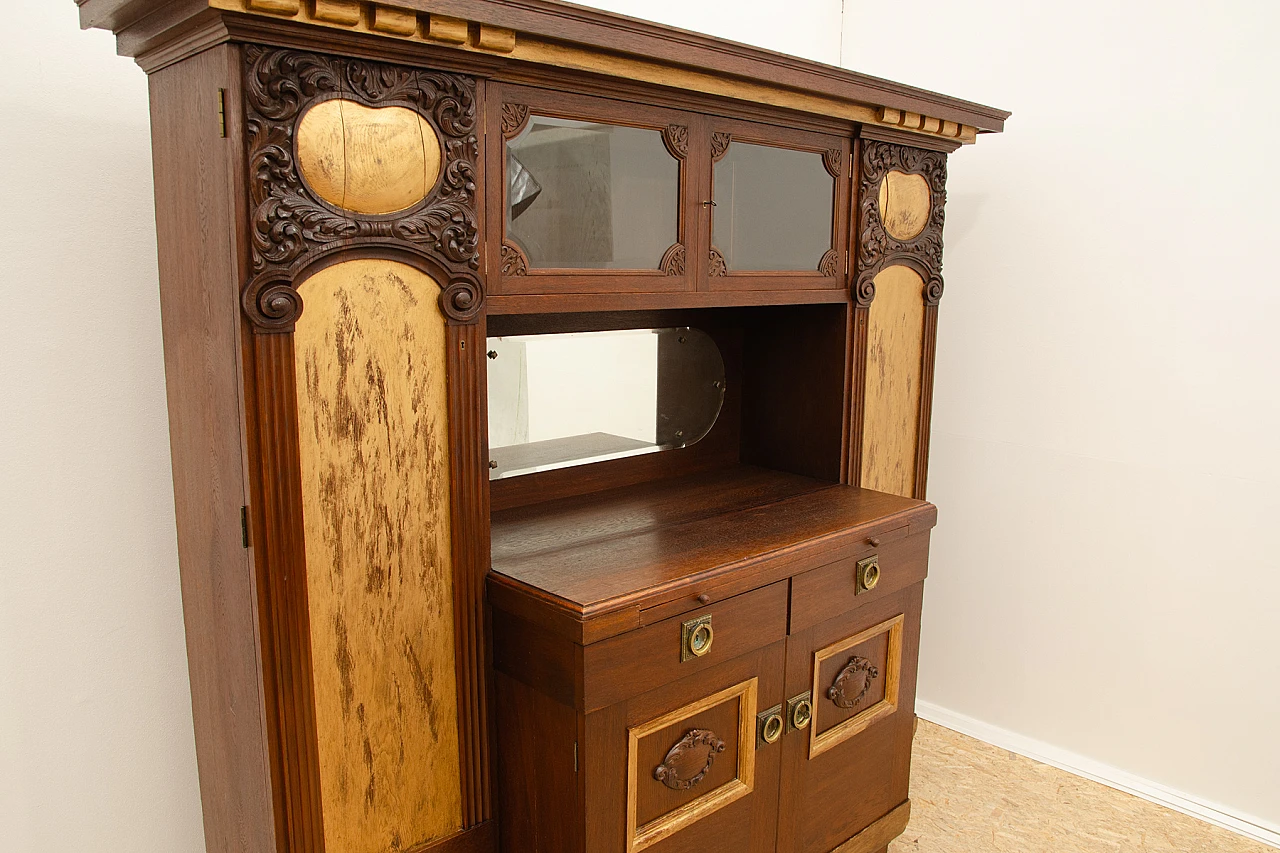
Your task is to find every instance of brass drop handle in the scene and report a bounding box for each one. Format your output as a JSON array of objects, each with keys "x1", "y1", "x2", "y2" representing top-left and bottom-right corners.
[
  {"x1": 681, "y1": 615, "x2": 714, "y2": 661},
  {"x1": 786, "y1": 692, "x2": 813, "y2": 732}
]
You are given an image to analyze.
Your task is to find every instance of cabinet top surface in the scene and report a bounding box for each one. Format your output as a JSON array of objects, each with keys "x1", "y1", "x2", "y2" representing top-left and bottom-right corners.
[
  {"x1": 78, "y1": 0, "x2": 1008, "y2": 145},
  {"x1": 489, "y1": 465, "x2": 936, "y2": 623}
]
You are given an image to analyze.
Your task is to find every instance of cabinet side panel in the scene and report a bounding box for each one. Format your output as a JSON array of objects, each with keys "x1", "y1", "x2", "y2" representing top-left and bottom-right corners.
[
  {"x1": 860, "y1": 266, "x2": 924, "y2": 497},
  {"x1": 148, "y1": 45, "x2": 277, "y2": 853},
  {"x1": 293, "y1": 259, "x2": 464, "y2": 853}
]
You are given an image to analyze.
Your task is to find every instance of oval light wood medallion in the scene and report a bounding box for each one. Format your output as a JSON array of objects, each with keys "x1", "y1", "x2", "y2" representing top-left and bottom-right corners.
[
  {"x1": 297, "y1": 99, "x2": 441, "y2": 215},
  {"x1": 294, "y1": 259, "x2": 463, "y2": 853},
  {"x1": 877, "y1": 170, "x2": 931, "y2": 241}
]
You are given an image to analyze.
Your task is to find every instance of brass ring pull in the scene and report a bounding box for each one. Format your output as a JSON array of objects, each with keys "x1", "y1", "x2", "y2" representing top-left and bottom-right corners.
[
  {"x1": 855, "y1": 555, "x2": 880, "y2": 594},
  {"x1": 681, "y1": 615, "x2": 714, "y2": 661},
  {"x1": 761, "y1": 713, "x2": 783, "y2": 744},
  {"x1": 791, "y1": 698, "x2": 813, "y2": 730},
  {"x1": 786, "y1": 692, "x2": 813, "y2": 732}
]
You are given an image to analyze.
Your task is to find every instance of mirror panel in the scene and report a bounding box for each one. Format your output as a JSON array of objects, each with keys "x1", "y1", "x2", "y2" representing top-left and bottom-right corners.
[
  {"x1": 506, "y1": 117, "x2": 680, "y2": 270},
  {"x1": 712, "y1": 142, "x2": 834, "y2": 271},
  {"x1": 487, "y1": 328, "x2": 725, "y2": 479}
]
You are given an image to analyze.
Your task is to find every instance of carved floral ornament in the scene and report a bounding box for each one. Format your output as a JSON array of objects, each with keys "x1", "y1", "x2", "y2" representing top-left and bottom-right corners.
[
  {"x1": 855, "y1": 140, "x2": 947, "y2": 308},
  {"x1": 242, "y1": 46, "x2": 484, "y2": 331}
]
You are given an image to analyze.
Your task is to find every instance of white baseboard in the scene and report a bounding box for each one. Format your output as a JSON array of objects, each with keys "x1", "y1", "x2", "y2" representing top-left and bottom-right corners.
[{"x1": 915, "y1": 701, "x2": 1280, "y2": 850}]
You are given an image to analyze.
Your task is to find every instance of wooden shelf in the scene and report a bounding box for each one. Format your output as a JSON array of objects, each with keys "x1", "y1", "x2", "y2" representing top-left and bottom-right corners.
[{"x1": 489, "y1": 464, "x2": 935, "y2": 641}]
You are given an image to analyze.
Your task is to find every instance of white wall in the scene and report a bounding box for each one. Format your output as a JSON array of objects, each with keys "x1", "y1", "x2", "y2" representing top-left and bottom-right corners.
[
  {"x1": 3, "y1": 1, "x2": 1276, "y2": 851},
  {"x1": 0, "y1": 5, "x2": 206, "y2": 852},
  {"x1": 840, "y1": 0, "x2": 1280, "y2": 839}
]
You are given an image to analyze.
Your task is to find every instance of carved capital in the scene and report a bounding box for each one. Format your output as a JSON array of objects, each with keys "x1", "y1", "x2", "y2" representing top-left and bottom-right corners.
[
  {"x1": 500, "y1": 242, "x2": 528, "y2": 277},
  {"x1": 242, "y1": 46, "x2": 482, "y2": 330},
  {"x1": 653, "y1": 729, "x2": 726, "y2": 791},
  {"x1": 659, "y1": 243, "x2": 686, "y2": 276},
  {"x1": 854, "y1": 139, "x2": 947, "y2": 306},
  {"x1": 501, "y1": 102, "x2": 530, "y2": 138},
  {"x1": 662, "y1": 124, "x2": 689, "y2": 160},
  {"x1": 711, "y1": 132, "x2": 732, "y2": 162},
  {"x1": 823, "y1": 148, "x2": 842, "y2": 177},
  {"x1": 708, "y1": 246, "x2": 728, "y2": 277}
]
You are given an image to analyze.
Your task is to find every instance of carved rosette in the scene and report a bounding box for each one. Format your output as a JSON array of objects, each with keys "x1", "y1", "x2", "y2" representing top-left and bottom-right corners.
[
  {"x1": 708, "y1": 247, "x2": 728, "y2": 277},
  {"x1": 662, "y1": 124, "x2": 689, "y2": 160},
  {"x1": 827, "y1": 656, "x2": 879, "y2": 709},
  {"x1": 711, "y1": 132, "x2": 732, "y2": 162},
  {"x1": 500, "y1": 103, "x2": 530, "y2": 138},
  {"x1": 855, "y1": 140, "x2": 947, "y2": 308},
  {"x1": 659, "y1": 243, "x2": 686, "y2": 276},
  {"x1": 242, "y1": 45, "x2": 483, "y2": 330},
  {"x1": 653, "y1": 729, "x2": 726, "y2": 791}
]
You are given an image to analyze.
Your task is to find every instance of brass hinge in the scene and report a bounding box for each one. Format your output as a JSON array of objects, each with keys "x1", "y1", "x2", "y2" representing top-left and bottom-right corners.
[
  {"x1": 240, "y1": 505, "x2": 250, "y2": 548},
  {"x1": 217, "y1": 88, "x2": 227, "y2": 138}
]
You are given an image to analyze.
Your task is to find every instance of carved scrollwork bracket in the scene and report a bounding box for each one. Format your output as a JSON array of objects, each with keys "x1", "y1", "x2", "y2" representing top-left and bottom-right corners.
[
  {"x1": 711, "y1": 132, "x2": 732, "y2": 162},
  {"x1": 501, "y1": 102, "x2": 530, "y2": 138},
  {"x1": 662, "y1": 124, "x2": 690, "y2": 160},
  {"x1": 242, "y1": 45, "x2": 484, "y2": 332},
  {"x1": 827, "y1": 655, "x2": 879, "y2": 710},
  {"x1": 653, "y1": 729, "x2": 726, "y2": 791},
  {"x1": 855, "y1": 139, "x2": 947, "y2": 308},
  {"x1": 659, "y1": 243, "x2": 686, "y2": 276}
]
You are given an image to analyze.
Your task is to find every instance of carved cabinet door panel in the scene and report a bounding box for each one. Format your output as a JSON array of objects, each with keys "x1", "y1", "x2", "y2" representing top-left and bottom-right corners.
[
  {"x1": 583, "y1": 641, "x2": 787, "y2": 853},
  {"x1": 774, "y1": 583, "x2": 924, "y2": 853}
]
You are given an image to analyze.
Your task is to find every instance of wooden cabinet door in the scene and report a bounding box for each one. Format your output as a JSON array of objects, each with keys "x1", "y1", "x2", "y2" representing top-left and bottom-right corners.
[
  {"x1": 775, "y1": 583, "x2": 924, "y2": 853},
  {"x1": 584, "y1": 641, "x2": 787, "y2": 853}
]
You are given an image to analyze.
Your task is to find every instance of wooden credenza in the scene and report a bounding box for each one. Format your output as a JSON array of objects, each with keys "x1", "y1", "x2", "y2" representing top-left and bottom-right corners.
[{"x1": 76, "y1": 2, "x2": 1006, "y2": 852}]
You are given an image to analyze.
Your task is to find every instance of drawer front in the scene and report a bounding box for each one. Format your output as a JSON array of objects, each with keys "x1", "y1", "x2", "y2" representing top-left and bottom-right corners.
[
  {"x1": 583, "y1": 581, "x2": 788, "y2": 712},
  {"x1": 788, "y1": 529, "x2": 929, "y2": 633}
]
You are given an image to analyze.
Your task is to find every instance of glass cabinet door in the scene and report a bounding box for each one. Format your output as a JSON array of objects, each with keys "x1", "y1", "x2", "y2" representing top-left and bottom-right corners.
[
  {"x1": 489, "y1": 86, "x2": 695, "y2": 295},
  {"x1": 707, "y1": 121, "x2": 848, "y2": 289}
]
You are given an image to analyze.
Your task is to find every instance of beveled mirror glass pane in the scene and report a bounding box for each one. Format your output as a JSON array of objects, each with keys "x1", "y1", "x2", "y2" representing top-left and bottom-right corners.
[
  {"x1": 506, "y1": 117, "x2": 679, "y2": 269},
  {"x1": 487, "y1": 328, "x2": 725, "y2": 479},
  {"x1": 712, "y1": 142, "x2": 834, "y2": 271}
]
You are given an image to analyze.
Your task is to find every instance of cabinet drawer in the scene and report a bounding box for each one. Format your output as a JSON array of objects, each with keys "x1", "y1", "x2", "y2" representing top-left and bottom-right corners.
[
  {"x1": 788, "y1": 529, "x2": 929, "y2": 633},
  {"x1": 583, "y1": 581, "x2": 788, "y2": 712}
]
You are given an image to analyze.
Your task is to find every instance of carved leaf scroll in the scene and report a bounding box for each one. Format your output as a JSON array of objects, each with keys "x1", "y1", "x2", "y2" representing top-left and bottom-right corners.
[
  {"x1": 855, "y1": 140, "x2": 947, "y2": 307},
  {"x1": 711, "y1": 132, "x2": 732, "y2": 162},
  {"x1": 501, "y1": 103, "x2": 530, "y2": 138},
  {"x1": 652, "y1": 729, "x2": 726, "y2": 791},
  {"x1": 662, "y1": 124, "x2": 690, "y2": 160},
  {"x1": 827, "y1": 656, "x2": 879, "y2": 710},
  {"x1": 242, "y1": 45, "x2": 483, "y2": 330}
]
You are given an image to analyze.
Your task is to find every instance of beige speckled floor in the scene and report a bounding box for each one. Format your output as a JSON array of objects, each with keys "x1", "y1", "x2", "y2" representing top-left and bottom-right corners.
[{"x1": 889, "y1": 721, "x2": 1273, "y2": 853}]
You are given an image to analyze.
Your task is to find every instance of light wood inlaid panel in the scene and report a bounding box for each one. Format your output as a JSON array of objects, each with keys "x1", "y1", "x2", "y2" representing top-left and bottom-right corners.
[
  {"x1": 810, "y1": 615, "x2": 903, "y2": 759},
  {"x1": 877, "y1": 171, "x2": 931, "y2": 241},
  {"x1": 861, "y1": 265, "x2": 925, "y2": 497},
  {"x1": 296, "y1": 99, "x2": 440, "y2": 215},
  {"x1": 627, "y1": 679, "x2": 758, "y2": 852},
  {"x1": 294, "y1": 259, "x2": 462, "y2": 853}
]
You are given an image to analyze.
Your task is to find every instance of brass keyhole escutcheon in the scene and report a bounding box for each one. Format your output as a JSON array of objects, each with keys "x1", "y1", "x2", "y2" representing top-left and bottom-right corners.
[
  {"x1": 856, "y1": 555, "x2": 880, "y2": 594},
  {"x1": 681, "y1": 614, "x2": 714, "y2": 661},
  {"x1": 786, "y1": 692, "x2": 813, "y2": 732}
]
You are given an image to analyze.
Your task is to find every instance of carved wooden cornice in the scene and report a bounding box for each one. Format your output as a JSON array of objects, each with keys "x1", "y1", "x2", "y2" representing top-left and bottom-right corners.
[
  {"x1": 855, "y1": 140, "x2": 947, "y2": 307},
  {"x1": 241, "y1": 45, "x2": 483, "y2": 331},
  {"x1": 80, "y1": 0, "x2": 1007, "y2": 147}
]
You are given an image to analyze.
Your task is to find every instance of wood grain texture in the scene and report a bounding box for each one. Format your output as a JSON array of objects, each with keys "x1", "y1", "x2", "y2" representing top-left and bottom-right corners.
[
  {"x1": 296, "y1": 98, "x2": 440, "y2": 215},
  {"x1": 147, "y1": 43, "x2": 278, "y2": 853},
  {"x1": 834, "y1": 801, "x2": 911, "y2": 853},
  {"x1": 293, "y1": 258, "x2": 463, "y2": 853},
  {"x1": 877, "y1": 171, "x2": 931, "y2": 242},
  {"x1": 860, "y1": 265, "x2": 925, "y2": 498}
]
